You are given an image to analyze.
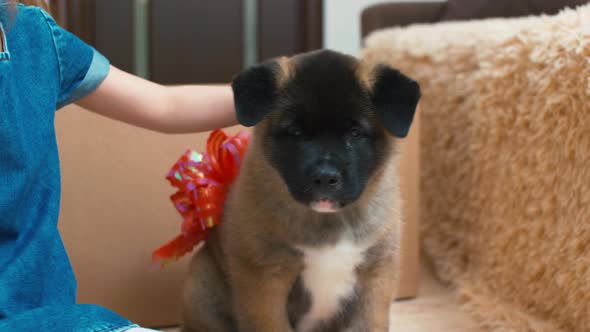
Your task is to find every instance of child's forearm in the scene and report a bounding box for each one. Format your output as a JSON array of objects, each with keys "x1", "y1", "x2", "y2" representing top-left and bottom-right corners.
[
  {"x1": 163, "y1": 84, "x2": 236, "y2": 133},
  {"x1": 77, "y1": 65, "x2": 237, "y2": 133}
]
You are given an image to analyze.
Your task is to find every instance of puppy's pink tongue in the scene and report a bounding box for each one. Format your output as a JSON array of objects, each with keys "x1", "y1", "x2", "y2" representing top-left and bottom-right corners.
[{"x1": 311, "y1": 199, "x2": 338, "y2": 213}]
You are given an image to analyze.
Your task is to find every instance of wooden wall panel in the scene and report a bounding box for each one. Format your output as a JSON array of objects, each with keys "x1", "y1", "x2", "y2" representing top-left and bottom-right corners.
[
  {"x1": 258, "y1": 0, "x2": 322, "y2": 61},
  {"x1": 149, "y1": 0, "x2": 244, "y2": 84},
  {"x1": 94, "y1": 0, "x2": 135, "y2": 74}
]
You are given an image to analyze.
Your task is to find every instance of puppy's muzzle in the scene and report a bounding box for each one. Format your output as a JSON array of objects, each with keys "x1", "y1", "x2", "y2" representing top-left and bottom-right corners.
[
  {"x1": 309, "y1": 164, "x2": 342, "y2": 191},
  {"x1": 305, "y1": 162, "x2": 346, "y2": 213}
]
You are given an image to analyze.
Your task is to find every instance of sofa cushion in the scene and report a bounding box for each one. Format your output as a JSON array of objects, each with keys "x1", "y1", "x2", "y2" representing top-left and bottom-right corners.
[{"x1": 442, "y1": 0, "x2": 589, "y2": 20}]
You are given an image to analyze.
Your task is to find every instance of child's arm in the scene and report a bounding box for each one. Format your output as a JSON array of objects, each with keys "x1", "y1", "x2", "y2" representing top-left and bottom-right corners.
[{"x1": 76, "y1": 65, "x2": 237, "y2": 133}]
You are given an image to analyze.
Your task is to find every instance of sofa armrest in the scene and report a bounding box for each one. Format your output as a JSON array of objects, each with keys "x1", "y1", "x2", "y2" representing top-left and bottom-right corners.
[{"x1": 361, "y1": 2, "x2": 447, "y2": 38}]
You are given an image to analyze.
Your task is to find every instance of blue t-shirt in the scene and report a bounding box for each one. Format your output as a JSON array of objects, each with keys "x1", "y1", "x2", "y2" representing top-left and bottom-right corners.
[{"x1": 0, "y1": 4, "x2": 136, "y2": 331}]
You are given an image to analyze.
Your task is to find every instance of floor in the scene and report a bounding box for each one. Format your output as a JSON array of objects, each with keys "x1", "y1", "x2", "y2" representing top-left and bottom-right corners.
[
  {"x1": 388, "y1": 266, "x2": 482, "y2": 332},
  {"x1": 162, "y1": 265, "x2": 481, "y2": 332}
]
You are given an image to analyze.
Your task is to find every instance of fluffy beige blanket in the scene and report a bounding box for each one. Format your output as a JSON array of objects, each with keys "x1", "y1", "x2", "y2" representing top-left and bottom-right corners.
[{"x1": 363, "y1": 5, "x2": 590, "y2": 332}]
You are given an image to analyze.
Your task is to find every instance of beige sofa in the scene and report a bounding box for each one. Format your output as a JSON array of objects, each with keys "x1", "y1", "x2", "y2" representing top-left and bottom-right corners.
[{"x1": 362, "y1": 3, "x2": 590, "y2": 331}]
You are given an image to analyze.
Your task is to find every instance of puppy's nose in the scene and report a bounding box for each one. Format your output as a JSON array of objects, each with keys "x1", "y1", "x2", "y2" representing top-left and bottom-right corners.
[{"x1": 309, "y1": 165, "x2": 342, "y2": 189}]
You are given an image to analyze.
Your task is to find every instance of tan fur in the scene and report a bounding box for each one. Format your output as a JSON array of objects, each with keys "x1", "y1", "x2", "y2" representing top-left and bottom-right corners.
[
  {"x1": 182, "y1": 55, "x2": 407, "y2": 332},
  {"x1": 276, "y1": 56, "x2": 295, "y2": 89},
  {"x1": 226, "y1": 125, "x2": 402, "y2": 332},
  {"x1": 363, "y1": 4, "x2": 590, "y2": 332},
  {"x1": 355, "y1": 60, "x2": 374, "y2": 91},
  {"x1": 350, "y1": 149, "x2": 402, "y2": 331}
]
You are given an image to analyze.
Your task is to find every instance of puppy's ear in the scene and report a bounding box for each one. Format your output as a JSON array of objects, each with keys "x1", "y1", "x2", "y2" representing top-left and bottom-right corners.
[
  {"x1": 231, "y1": 60, "x2": 282, "y2": 127},
  {"x1": 370, "y1": 65, "x2": 421, "y2": 138}
]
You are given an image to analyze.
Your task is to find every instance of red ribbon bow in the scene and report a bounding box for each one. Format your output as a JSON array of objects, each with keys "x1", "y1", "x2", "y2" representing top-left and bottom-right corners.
[{"x1": 152, "y1": 129, "x2": 250, "y2": 267}]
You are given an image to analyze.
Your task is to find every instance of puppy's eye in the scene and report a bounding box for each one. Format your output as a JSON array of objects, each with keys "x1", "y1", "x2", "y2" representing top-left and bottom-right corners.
[
  {"x1": 288, "y1": 125, "x2": 302, "y2": 137},
  {"x1": 349, "y1": 126, "x2": 362, "y2": 138}
]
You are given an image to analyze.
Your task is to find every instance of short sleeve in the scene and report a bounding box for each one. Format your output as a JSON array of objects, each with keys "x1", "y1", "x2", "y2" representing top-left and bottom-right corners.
[{"x1": 39, "y1": 9, "x2": 110, "y2": 109}]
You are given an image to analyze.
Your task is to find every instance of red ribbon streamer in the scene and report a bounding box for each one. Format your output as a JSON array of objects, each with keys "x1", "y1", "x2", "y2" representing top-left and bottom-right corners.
[{"x1": 152, "y1": 129, "x2": 250, "y2": 267}]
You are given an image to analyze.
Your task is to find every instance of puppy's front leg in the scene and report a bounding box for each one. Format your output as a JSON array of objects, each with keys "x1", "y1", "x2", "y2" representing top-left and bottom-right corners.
[
  {"x1": 231, "y1": 259, "x2": 297, "y2": 332},
  {"x1": 348, "y1": 247, "x2": 396, "y2": 332}
]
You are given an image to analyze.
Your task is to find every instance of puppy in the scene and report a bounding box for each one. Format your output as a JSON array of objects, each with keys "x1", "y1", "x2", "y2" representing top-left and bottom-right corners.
[{"x1": 182, "y1": 49, "x2": 421, "y2": 332}]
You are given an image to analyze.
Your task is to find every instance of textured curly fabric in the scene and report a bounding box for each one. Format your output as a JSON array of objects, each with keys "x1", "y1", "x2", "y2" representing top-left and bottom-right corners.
[{"x1": 363, "y1": 4, "x2": 590, "y2": 332}]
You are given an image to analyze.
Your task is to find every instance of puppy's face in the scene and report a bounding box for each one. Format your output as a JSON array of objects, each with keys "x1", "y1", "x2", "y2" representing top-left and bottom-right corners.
[{"x1": 232, "y1": 50, "x2": 420, "y2": 213}]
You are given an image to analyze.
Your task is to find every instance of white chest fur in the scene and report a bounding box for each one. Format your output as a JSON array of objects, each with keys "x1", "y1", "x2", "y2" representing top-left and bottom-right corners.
[{"x1": 295, "y1": 238, "x2": 370, "y2": 332}]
